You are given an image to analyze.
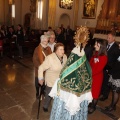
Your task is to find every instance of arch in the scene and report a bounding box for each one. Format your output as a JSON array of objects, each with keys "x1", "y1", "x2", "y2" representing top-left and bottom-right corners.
[
  {"x1": 58, "y1": 13, "x2": 70, "y2": 28},
  {"x1": 24, "y1": 13, "x2": 31, "y2": 28}
]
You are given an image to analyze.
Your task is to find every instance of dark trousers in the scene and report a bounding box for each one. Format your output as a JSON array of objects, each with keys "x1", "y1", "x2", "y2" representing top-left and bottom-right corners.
[
  {"x1": 43, "y1": 86, "x2": 52, "y2": 109},
  {"x1": 101, "y1": 70, "x2": 110, "y2": 98},
  {"x1": 17, "y1": 44, "x2": 23, "y2": 57}
]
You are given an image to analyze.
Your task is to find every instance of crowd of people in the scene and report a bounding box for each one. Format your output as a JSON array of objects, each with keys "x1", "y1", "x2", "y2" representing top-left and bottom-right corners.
[
  {"x1": 0, "y1": 24, "x2": 74, "y2": 58},
  {"x1": 1, "y1": 23, "x2": 120, "y2": 119},
  {"x1": 0, "y1": 24, "x2": 42, "y2": 58},
  {"x1": 32, "y1": 25, "x2": 120, "y2": 120}
]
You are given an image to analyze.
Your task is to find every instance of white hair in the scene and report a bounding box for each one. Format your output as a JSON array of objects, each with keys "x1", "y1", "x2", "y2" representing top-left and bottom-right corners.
[
  {"x1": 44, "y1": 31, "x2": 55, "y2": 36},
  {"x1": 40, "y1": 35, "x2": 49, "y2": 42}
]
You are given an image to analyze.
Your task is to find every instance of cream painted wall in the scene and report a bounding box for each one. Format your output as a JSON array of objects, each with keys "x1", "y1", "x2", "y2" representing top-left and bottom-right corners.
[
  {"x1": 55, "y1": 0, "x2": 75, "y2": 29},
  {"x1": 21, "y1": 0, "x2": 31, "y2": 26},
  {"x1": 0, "y1": 0, "x2": 104, "y2": 29},
  {"x1": 59, "y1": 14, "x2": 70, "y2": 27},
  {"x1": 55, "y1": 0, "x2": 103, "y2": 29},
  {"x1": 14, "y1": 0, "x2": 22, "y2": 26},
  {"x1": 15, "y1": 0, "x2": 48, "y2": 29},
  {"x1": 35, "y1": 0, "x2": 49, "y2": 29},
  {"x1": 0, "y1": 0, "x2": 30, "y2": 27},
  {"x1": 4, "y1": 0, "x2": 9, "y2": 25},
  {"x1": 77, "y1": 0, "x2": 104, "y2": 28},
  {"x1": 41, "y1": 0, "x2": 48, "y2": 29},
  {"x1": 0, "y1": 0, "x2": 9, "y2": 25}
]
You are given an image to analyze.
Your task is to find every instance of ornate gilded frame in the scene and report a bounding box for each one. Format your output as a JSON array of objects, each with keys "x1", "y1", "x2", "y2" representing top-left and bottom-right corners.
[
  {"x1": 59, "y1": 0, "x2": 73, "y2": 10},
  {"x1": 82, "y1": 0, "x2": 98, "y2": 19}
]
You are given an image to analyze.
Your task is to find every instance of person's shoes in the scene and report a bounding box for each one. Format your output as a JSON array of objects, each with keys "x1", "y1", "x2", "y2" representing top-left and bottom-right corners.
[
  {"x1": 107, "y1": 107, "x2": 116, "y2": 112},
  {"x1": 43, "y1": 107, "x2": 48, "y2": 112},
  {"x1": 105, "y1": 106, "x2": 116, "y2": 112},
  {"x1": 105, "y1": 105, "x2": 111, "y2": 110},
  {"x1": 88, "y1": 102, "x2": 92, "y2": 107},
  {"x1": 88, "y1": 107, "x2": 96, "y2": 114},
  {"x1": 99, "y1": 96, "x2": 108, "y2": 101}
]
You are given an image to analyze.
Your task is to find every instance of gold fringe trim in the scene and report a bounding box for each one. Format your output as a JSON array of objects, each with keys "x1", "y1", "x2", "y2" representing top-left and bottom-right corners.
[{"x1": 60, "y1": 85, "x2": 91, "y2": 97}]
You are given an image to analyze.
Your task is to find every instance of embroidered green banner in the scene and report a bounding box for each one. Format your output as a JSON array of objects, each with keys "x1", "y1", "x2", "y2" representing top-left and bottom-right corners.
[{"x1": 58, "y1": 52, "x2": 92, "y2": 96}]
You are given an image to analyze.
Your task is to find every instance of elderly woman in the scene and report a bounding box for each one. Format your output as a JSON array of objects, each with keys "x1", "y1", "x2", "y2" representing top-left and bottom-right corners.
[
  {"x1": 48, "y1": 31, "x2": 56, "y2": 52},
  {"x1": 49, "y1": 26, "x2": 92, "y2": 120},
  {"x1": 38, "y1": 43, "x2": 67, "y2": 112},
  {"x1": 33, "y1": 35, "x2": 52, "y2": 99}
]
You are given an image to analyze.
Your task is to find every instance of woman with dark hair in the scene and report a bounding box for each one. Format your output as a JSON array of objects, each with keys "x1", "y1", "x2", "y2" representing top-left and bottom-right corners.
[
  {"x1": 88, "y1": 39, "x2": 108, "y2": 114},
  {"x1": 38, "y1": 43, "x2": 67, "y2": 112}
]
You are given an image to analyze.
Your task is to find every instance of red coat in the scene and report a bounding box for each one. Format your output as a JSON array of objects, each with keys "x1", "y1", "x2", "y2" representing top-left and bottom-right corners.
[{"x1": 90, "y1": 54, "x2": 108, "y2": 99}]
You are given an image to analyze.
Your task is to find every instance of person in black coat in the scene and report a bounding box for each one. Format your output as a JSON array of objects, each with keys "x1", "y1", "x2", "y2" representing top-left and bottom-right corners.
[
  {"x1": 100, "y1": 32, "x2": 120, "y2": 101},
  {"x1": 56, "y1": 27, "x2": 65, "y2": 45},
  {"x1": 105, "y1": 51, "x2": 120, "y2": 111},
  {"x1": 60, "y1": 24, "x2": 66, "y2": 35},
  {"x1": 6, "y1": 27, "x2": 16, "y2": 57},
  {"x1": 7, "y1": 27, "x2": 15, "y2": 39},
  {"x1": 16, "y1": 24, "x2": 24, "y2": 58},
  {"x1": 65, "y1": 25, "x2": 73, "y2": 50}
]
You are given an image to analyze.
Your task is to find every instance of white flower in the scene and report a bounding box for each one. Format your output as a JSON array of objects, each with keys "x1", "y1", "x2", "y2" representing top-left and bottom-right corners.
[{"x1": 94, "y1": 58, "x2": 99, "y2": 63}]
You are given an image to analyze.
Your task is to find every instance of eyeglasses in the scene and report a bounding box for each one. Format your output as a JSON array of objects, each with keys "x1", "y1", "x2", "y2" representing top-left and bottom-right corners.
[{"x1": 50, "y1": 37, "x2": 55, "y2": 39}]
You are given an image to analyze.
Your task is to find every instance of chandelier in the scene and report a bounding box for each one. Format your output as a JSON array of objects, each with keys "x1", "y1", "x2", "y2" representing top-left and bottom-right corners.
[{"x1": 59, "y1": 0, "x2": 73, "y2": 9}]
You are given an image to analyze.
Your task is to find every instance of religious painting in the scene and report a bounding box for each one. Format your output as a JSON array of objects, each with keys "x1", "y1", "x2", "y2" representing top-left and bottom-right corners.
[
  {"x1": 82, "y1": 0, "x2": 98, "y2": 19},
  {"x1": 59, "y1": 0, "x2": 73, "y2": 10},
  {"x1": 30, "y1": 0, "x2": 36, "y2": 13}
]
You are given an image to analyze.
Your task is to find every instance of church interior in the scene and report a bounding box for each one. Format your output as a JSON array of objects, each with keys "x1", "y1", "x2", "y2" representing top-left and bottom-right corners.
[{"x1": 0, "y1": 0, "x2": 120, "y2": 120}]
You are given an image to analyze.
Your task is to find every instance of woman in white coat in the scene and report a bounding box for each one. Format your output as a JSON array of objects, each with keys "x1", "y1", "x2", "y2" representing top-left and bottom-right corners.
[{"x1": 38, "y1": 43, "x2": 67, "y2": 112}]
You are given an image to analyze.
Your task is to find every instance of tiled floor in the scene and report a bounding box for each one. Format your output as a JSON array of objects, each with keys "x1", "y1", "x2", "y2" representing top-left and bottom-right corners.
[{"x1": 0, "y1": 55, "x2": 120, "y2": 120}]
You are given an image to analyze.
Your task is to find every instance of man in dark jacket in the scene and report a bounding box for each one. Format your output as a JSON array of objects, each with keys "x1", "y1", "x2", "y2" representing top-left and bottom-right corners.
[
  {"x1": 16, "y1": 24, "x2": 24, "y2": 58},
  {"x1": 100, "y1": 32, "x2": 119, "y2": 101}
]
